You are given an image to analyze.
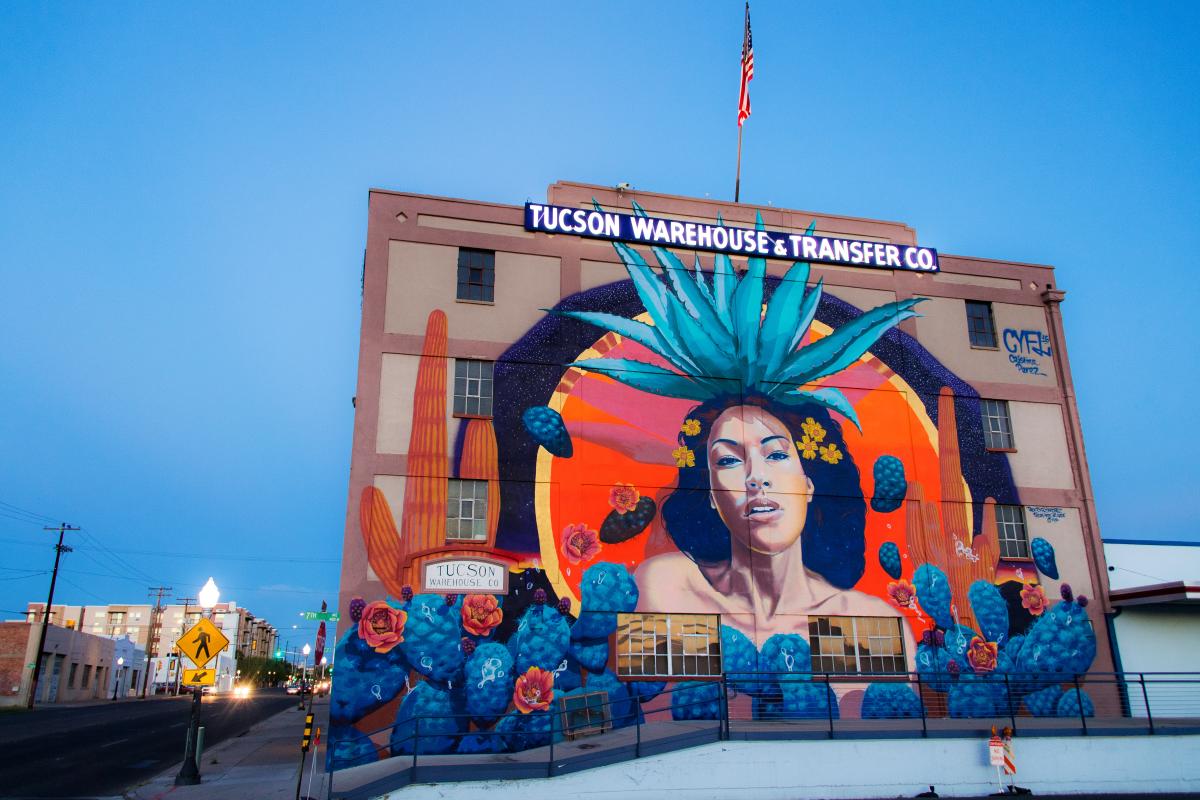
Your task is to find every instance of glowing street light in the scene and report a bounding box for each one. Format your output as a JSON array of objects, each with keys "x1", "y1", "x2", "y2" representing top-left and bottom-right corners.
[{"x1": 198, "y1": 578, "x2": 220, "y2": 611}]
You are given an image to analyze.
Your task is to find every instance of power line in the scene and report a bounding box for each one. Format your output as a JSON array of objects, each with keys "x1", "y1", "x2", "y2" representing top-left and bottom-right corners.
[{"x1": 0, "y1": 500, "x2": 59, "y2": 524}]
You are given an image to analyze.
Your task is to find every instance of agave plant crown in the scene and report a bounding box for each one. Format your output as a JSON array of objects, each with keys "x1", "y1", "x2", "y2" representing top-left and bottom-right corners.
[{"x1": 549, "y1": 200, "x2": 926, "y2": 431}]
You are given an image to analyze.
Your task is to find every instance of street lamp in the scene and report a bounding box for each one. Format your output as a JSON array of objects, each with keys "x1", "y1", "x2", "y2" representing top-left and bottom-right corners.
[
  {"x1": 176, "y1": 577, "x2": 219, "y2": 786},
  {"x1": 300, "y1": 643, "x2": 311, "y2": 709},
  {"x1": 112, "y1": 657, "x2": 124, "y2": 701}
]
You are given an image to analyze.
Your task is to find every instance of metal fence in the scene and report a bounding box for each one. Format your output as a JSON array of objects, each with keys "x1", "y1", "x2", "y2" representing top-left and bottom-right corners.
[{"x1": 329, "y1": 671, "x2": 1200, "y2": 798}]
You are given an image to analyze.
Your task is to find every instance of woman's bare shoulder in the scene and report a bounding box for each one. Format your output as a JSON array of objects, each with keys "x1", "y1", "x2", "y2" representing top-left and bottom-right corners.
[
  {"x1": 809, "y1": 587, "x2": 900, "y2": 617},
  {"x1": 634, "y1": 552, "x2": 704, "y2": 611}
]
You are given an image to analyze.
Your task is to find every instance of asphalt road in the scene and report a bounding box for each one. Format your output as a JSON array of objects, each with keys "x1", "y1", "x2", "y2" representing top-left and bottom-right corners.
[{"x1": 0, "y1": 689, "x2": 297, "y2": 799}]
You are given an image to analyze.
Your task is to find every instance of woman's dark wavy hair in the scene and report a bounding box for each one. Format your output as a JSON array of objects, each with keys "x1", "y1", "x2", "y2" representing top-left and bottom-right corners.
[{"x1": 660, "y1": 394, "x2": 866, "y2": 589}]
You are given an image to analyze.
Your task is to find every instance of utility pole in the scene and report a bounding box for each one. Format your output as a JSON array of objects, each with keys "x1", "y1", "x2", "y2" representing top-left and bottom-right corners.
[
  {"x1": 141, "y1": 586, "x2": 172, "y2": 698},
  {"x1": 173, "y1": 597, "x2": 195, "y2": 696},
  {"x1": 27, "y1": 524, "x2": 79, "y2": 709}
]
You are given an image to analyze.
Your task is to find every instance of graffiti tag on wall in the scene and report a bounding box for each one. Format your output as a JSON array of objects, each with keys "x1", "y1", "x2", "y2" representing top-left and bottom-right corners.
[
  {"x1": 1003, "y1": 328, "x2": 1051, "y2": 376},
  {"x1": 1028, "y1": 506, "x2": 1066, "y2": 523}
]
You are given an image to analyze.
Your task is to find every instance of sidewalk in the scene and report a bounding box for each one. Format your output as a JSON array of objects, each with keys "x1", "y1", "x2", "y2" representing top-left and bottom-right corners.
[{"x1": 125, "y1": 697, "x2": 330, "y2": 800}]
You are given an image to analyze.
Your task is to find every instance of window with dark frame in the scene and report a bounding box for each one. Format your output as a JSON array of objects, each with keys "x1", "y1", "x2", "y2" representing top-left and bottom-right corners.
[
  {"x1": 808, "y1": 616, "x2": 907, "y2": 674},
  {"x1": 616, "y1": 613, "x2": 722, "y2": 678},
  {"x1": 965, "y1": 300, "x2": 998, "y2": 348},
  {"x1": 453, "y1": 359, "x2": 494, "y2": 417},
  {"x1": 981, "y1": 399, "x2": 1015, "y2": 450},
  {"x1": 446, "y1": 478, "x2": 489, "y2": 542},
  {"x1": 994, "y1": 504, "x2": 1032, "y2": 559},
  {"x1": 456, "y1": 248, "x2": 495, "y2": 302}
]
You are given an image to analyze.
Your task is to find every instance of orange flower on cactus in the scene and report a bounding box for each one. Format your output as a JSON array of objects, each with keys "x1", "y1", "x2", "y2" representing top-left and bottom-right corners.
[
  {"x1": 460, "y1": 594, "x2": 503, "y2": 637},
  {"x1": 887, "y1": 579, "x2": 916, "y2": 608},
  {"x1": 966, "y1": 636, "x2": 999, "y2": 674},
  {"x1": 1020, "y1": 584, "x2": 1049, "y2": 616},
  {"x1": 608, "y1": 482, "x2": 641, "y2": 514},
  {"x1": 561, "y1": 523, "x2": 602, "y2": 564},
  {"x1": 358, "y1": 601, "x2": 407, "y2": 653},
  {"x1": 513, "y1": 666, "x2": 555, "y2": 713}
]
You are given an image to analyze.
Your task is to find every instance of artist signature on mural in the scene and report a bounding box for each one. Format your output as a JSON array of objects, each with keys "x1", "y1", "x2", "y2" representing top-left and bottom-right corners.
[
  {"x1": 953, "y1": 536, "x2": 980, "y2": 563},
  {"x1": 1028, "y1": 506, "x2": 1065, "y2": 523},
  {"x1": 1003, "y1": 328, "x2": 1051, "y2": 376}
]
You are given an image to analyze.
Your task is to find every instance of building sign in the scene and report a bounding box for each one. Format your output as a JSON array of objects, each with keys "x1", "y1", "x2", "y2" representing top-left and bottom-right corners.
[
  {"x1": 421, "y1": 557, "x2": 510, "y2": 594},
  {"x1": 524, "y1": 202, "x2": 939, "y2": 272}
]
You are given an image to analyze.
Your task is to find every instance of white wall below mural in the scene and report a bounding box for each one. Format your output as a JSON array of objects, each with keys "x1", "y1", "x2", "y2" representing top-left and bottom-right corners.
[{"x1": 378, "y1": 735, "x2": 1200, "y2": 800}]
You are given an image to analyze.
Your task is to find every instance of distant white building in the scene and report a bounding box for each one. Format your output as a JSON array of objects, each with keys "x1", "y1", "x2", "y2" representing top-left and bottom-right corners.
[{"x1": 1103, "y1": 538, "x2": 1200, "y2": 716}]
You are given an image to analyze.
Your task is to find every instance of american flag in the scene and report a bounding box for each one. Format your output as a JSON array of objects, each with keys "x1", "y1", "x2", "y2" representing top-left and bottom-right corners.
[{"x1": 738, "y1": 2, "x2": 754, "y2": 127}]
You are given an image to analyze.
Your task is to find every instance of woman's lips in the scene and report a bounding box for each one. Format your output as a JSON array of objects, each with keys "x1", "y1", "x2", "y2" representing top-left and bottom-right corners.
[{"x1": 744, "y1": 498, "x2": 781, "y2": 517}]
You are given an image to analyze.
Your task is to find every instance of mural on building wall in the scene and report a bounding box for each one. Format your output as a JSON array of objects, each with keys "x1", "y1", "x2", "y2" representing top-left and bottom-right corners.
[{"x1": 330, "y1": 206, "x2": 1096, "y2": 769}]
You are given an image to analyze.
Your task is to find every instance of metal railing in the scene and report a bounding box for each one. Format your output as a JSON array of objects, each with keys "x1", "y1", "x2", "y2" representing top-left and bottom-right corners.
[{"x1": 328, "y1": 670, "x2": 1200, "y2": 796}]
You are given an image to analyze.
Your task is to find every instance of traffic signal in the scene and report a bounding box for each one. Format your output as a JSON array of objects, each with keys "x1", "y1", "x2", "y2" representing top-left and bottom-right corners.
[{"x1": 275, "y1": 650, "x2": 283, "y2": 659}]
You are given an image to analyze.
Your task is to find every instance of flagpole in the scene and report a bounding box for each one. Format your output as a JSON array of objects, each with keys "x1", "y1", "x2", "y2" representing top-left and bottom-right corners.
[{"x1": 735, "y1": 124, "x2": 743, "y2": 203}]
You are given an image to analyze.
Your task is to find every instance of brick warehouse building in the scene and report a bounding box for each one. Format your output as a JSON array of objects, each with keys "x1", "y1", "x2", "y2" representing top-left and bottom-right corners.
[{"x1": 329, "y1": 181, "x2": 1119, "y2": 785}]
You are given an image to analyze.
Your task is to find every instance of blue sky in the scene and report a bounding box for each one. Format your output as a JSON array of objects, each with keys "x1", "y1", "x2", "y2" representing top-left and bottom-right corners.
[{"x1": 1, "y1": 2, "x2": 1197, "y2": 630}]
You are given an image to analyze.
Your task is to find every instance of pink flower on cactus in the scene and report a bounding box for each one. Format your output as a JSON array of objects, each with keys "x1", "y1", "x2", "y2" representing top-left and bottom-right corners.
[
  {"x1": 357, "y1": 601, "x2": 407, "y2": 654},
  {"x1": 887, "y1": 579, "x2": 917, "y2": 608},
  {"x1": 560, "y1": 523, "x2": 602, "y2": 564},
  {"x1": 513, "y1": 666, "x2": 555, "y2": 713},
  {"x1": 460, "y1": 594, "x2": 503, "y2": 637},
  {"x1": 966, "y1": 637, "x2": 999, "y2": 674},
  {"x1": 1020, "y1": 584, "x2": 1049, "y2": 616},
  {"x1": 608, "y1": 482, "x2": 641, "y2": 514}
]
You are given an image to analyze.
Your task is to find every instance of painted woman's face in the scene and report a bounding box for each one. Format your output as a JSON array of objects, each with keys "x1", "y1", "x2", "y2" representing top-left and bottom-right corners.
[{"x1": 707, "y1": 405, "x2": 815, "y2": 555}]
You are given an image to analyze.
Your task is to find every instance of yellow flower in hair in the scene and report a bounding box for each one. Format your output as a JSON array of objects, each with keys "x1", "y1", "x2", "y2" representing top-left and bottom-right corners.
[
  {"x1": 801, "y1": 417, "x2": 826, "y2": 443},
  {"x1": 819, "y1": 443, "x2": 843, "y2": 465},
  {"x1": 681, "y1": 418, "x2": 701, "y2": 437},
  {"x1": 672, "y1": 446, "x2": 696, "y2": 468},
  {"x1": 797, "y1": 436, "x2": 819, "y2": 460}
]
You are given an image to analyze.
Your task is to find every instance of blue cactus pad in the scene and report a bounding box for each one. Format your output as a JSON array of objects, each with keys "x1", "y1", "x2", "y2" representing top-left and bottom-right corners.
[
  {"x1": 583, "y1": 671, "x2": 639, "y2": 727},
  {"x1": 878, "y1": 541, "x2": 903, "y2": 579},
  {"x1": 861, "y1": 683, "x2": 924, "y2": 719},
  {"x1": 327, "y1": 724, "x2": 379, "y2": 771},
  {"x1": 390, "y1": 682, "x2": 466, "y2": 755},
  {"x1": 721, "y1": 625, "x2": 763, "y2": 695},
  {"x1": 513, "y1": 603, "x2": 570, "y2": 673},
  {"x1": 916, "y1": 642, "x2": 955, "y2": 692},
  {"x1": 780, "y1": 681, "x2": 839, "y2": 720},
  {"x1": 913, "y1": 564, "x2": 954, "y2": 629},
  {"x1": 400, "y1": 594, "x2": 465, "y2": 684},
  {"x1": 947, "y1": 676, "x2": 1008, "y2": 718},
  {"x1": 1022, "y1": 685, "x2": 1064, "y2": 717},
  {"x1": 496, "y1": 709, "x2": 557, "y2": 750},
  {"x1": 456, "y1": 732, "x2": 507, "y2": 754},
  {"x1": 671, "y1": 681, "x2": 722, "y2": 720},
  {"x1": 1057, "y1": 688, "x2": 1095, "y2": 718},
  {"x1": 330, "y1": 628, "x2": 411, "y2": 725},
  {"x1": 522, "y1": 406, "x2": 573, "y2": 457},
  {"x1": 464, "y1": 643, "x2": 515, "y2": 724},
  {"x1": 968, "y1": 580, "x2": 1010, "y2": 645},
  {"x1": 569, "y1": 636, "x2": 609, "y2": 673},
  {"x1": 1031, "y1": 538, "x2": 1059, "y2": 579},
  {"x1": 870, "y1": 455, "x2": 908, "y2": 513},
  {"x1": 627, "y1": 680, "x2": 667, "y2": 703},
  {"x1": 759, "y1": 633, "x2": 812, "y2": 698},
  {"x1": 572, "y1": 563, "x2": 639, "y2": 639},
  {"x1": 1015, "y1": 600, "x2": 1096, "y2": 679}
]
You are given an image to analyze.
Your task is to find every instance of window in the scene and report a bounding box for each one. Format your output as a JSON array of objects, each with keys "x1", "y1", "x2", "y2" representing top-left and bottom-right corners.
[
  {"x1": 456, "y1": 248, "x2": 495, "y2": 302},
  {"x1": 995, "y1": 504, "x2": 1031, "y2": 559},
  {"x1": 453, "y1": 359, "x2": 494, "y2": 416},
  {"x1": 446, "y1": 479, "x2": 489, "y2": 542},
  {"x1": 81, "y1": 665, "x2": 93, "y2": 688},
  {"x1": 809, "y1": 616, "x2": 907, "y2": 674},
  {"x1": 965, "y1": 300, "x2": 997, "y2": 348},
  {"x1": 616, "y1": 613, "x2": 722, "y2": 678},
  {"x1": 67, "y1": 663, "x2": 78, "y2": 688},
  {"x1": 981, "y1": 399, "x2": 1015, "y2": 450}
]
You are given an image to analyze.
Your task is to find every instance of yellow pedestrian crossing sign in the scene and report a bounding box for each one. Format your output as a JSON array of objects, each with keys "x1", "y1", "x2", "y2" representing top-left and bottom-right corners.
[
  {"x1": 176, "y1": 618, "x2": 229, "y2": 668},
  {"x1": 182, "y1": 668, "x2": 216, "y2": 687}
]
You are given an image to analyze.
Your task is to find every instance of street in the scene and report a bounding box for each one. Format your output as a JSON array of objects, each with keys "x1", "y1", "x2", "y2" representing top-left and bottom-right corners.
[{"x1": 0, "y1": 689, "x2": 297, "y2": 798}]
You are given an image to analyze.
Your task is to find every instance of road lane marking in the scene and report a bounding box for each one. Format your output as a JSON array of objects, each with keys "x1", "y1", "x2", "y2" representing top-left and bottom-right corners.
[{"x1": 100, "y1": 737, "x2": 130, "y2": 748}]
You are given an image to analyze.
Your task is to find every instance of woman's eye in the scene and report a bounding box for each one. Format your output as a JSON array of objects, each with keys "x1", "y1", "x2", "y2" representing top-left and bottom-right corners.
[
  {"x1": 715, "y1": 455, "x2": 741, "y2": 467},
  {"x1": 766, "y1": 450, "x2": 790, "y2": 462}
]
